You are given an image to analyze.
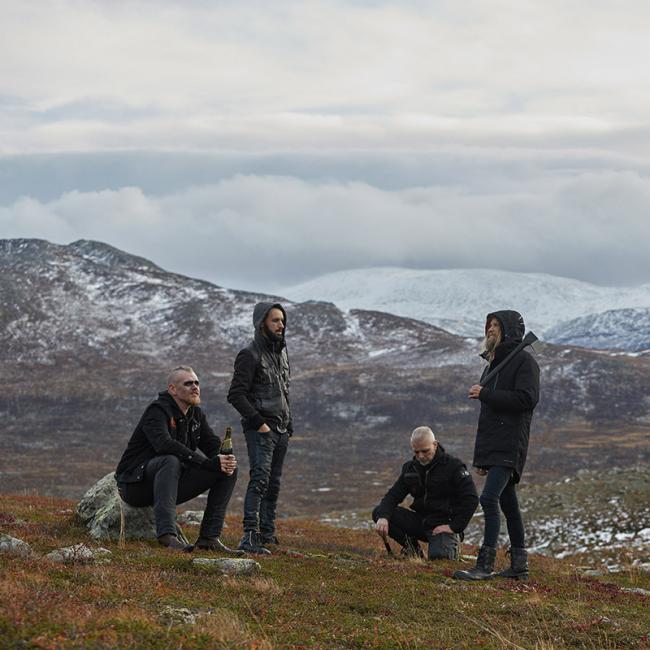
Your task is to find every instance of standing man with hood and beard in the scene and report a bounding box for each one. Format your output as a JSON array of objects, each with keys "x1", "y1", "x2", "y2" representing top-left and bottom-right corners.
[
  {"x1": 454, "y1": 310, "x2": 539, "y2": 582},
  {"x1": 228, "y1": 302, "x2": 292, "y2": 555}
]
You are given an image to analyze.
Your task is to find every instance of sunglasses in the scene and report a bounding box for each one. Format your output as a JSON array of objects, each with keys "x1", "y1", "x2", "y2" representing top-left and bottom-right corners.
[{"x1": 182, "y1": 380, "x2": 200, "y2": 387}]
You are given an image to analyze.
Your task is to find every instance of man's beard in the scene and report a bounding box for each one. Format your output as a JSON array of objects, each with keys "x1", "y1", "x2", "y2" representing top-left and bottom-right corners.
[
  {"x1": 482, "y1": 334, "x2": 500, "y2": 361},
  {"x1": 263, "y1": 325, "x2": 283, "y2": 343}
]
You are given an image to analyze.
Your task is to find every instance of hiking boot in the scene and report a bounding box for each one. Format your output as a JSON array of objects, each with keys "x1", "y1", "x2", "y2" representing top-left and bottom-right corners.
[
  {"x1": 237, "y1": 531, "x2": 271, "y2": 555},
  {"x1": 260, "y1": 534, "x2": 280, "y2": 547},
  {"x1": 453, "y1": 545, "x2": 496, "y2": 580},
  {"x1": 158, "y1": 533, "x2": 192, "y2": 552},
  {"x1": 400, "y1": 537, "x2": 424, "y2": 559},
  {"x1": 194, "y1": 536, "x2": 244, "y2": 556},
  {"x1": 495, "y1": 547, "x2": 529, "y2": 580}
]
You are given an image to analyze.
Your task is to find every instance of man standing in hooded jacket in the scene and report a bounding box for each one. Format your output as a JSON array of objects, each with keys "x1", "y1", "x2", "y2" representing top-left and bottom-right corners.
[
  {"x1": 228, "y1": 302, "x2": 292, "y2": 555},
  {"x1": 454, "y1": 310, "x2": 539, "y2": 581}
]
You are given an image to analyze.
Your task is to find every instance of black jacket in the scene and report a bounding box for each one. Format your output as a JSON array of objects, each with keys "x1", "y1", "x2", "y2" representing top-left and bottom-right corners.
[
  {"x1": 227, "y1": 302, "x2": 292, "y2": 433},
  {"x1": 375, "y1": 445, "x2": 479, "y2": 533},
  {"x1": 115, "y1": 391, "x2": 222, "y2": 483},
  {"x1": 473, "y1": 310, "x2": 540, "y2": 482}
]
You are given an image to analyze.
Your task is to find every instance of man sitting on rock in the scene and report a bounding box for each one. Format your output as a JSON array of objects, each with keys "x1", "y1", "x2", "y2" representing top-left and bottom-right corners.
[
  {"x1": 115, "y1": 366, "x2": 238, "y2": 552},
  {"x1": 373, "y1": 426, "x2": 478, "y2": 559}
]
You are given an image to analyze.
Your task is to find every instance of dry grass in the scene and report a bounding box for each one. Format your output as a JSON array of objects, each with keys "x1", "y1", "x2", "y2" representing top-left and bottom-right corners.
[{"x1": 1, "y1": 494, "x2": 649, "y2": 649}]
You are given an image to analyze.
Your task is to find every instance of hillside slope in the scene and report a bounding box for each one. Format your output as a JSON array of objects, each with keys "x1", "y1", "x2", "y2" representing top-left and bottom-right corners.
[{"x1": 1, "y1": 494, "x2": 649, "y2": 649}]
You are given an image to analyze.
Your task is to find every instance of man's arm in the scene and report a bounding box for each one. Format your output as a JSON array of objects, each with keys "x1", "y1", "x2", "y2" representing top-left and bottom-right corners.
[
  {"x1": 478, "y1": 355, "x2": 540, "y2": 412},
  {"x1": 227, "y1": 348, "x2": 267, "y2": 431},
  {"x1": 374, "y1": 473, "x2": 410, "y2": 523},
  {"x1": 448, "y1": 465, "x2": 480, "y2": 534}
]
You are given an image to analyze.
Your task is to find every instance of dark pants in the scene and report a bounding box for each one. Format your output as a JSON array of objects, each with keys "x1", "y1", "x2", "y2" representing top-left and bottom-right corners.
[
  {"x1": 243, "y1": 429, "x2": 289, "y2": 536},
  {"x1": 479, "y1": 466, "x2": 525, "y2": 548},
  {"x1": 372, "y1": 506, "x2": 460, "y2": 560},
  {"x1": 118, "y1": 454, "x2": 237, "y2": 538}
]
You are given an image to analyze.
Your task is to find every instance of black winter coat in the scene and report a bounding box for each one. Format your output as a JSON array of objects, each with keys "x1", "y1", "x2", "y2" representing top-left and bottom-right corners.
[
  {"x1": 115, "y1": 391, "x2": 222, "y2": 483},
  {"x1": 473, "y1": 310, "x2": 540, "y2": 483},
  {"x1": 375, "y1": 445, "x2": 479, "y2": 533}
]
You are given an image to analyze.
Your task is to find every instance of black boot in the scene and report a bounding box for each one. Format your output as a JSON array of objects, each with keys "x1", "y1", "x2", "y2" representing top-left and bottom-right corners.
[
  {"x1": 237, "y1": 531, "x2": 271, "y2": 555},
  {"x1": 495, "y1": 547, "x2": 528, "y2": 580},
  {"x1": 157, "y1": 533, "x2": 192, "y2": 552},
  {"x1": 453, "y1": 545, "x2": 496, "y2": 580},
  {"x1": 194, "y1": 536, "x2": 245, "y2": 556}
]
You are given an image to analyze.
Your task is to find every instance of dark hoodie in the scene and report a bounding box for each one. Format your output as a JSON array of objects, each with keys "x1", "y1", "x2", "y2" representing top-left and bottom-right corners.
[
  {"x1": 473, "y1": 310, "x2": 540, "y2": 482},
  {"x1": 227, "y1": 302, "x2": 292, "y2": 433},
  {"x1": 115, "y1": 391, "x2": 222, "y2": 483}
]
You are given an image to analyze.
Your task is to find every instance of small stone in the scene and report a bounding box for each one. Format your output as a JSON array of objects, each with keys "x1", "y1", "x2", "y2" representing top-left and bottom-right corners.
[
  {"x1": 177, "y1": 510, "x2": 206, "y2": 527},
  {"x1": 621, "y1": 587, "x2": 650, "y2": 597},
  {"x1": 192, "y1": 557, "x2": 261, "y2": 576},
  {"x1": 582, "y1": 569, "x2": 605, "y2": 577},
  {"x1": 0, "y1": 534, "x2": 32, "y2": 557},
  {"x1": 159, "y1": 605, "x2": 196, "y2": 625},
  {"x1": 46, "y1": 543, "x2": 102, "y2": 564}
]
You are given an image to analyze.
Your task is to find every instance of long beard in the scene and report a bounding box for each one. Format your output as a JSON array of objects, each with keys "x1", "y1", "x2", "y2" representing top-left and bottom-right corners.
[{"x1": 482, "y1": 334, "x2": 500, "y2": 362}]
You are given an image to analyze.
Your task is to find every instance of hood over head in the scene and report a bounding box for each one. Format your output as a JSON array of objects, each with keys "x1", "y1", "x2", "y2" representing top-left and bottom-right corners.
[
  {"x1": 253, "y1": 301, "x2": 287, "y2": 342},
  {"x1": 485, "y1": 310, "x2": 525, "y2": 344}
]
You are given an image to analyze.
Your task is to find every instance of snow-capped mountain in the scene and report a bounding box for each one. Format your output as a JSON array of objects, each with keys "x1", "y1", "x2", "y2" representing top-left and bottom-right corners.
[
  {"x1": 544, "y1": 308, "x2": 650, "y2": 352},
  {"x1": 280, "y1": 267, "x2": 650, "y2": 350},
  {"x1": 2, "y1": 239, "x2": 649, "y2": 508}
]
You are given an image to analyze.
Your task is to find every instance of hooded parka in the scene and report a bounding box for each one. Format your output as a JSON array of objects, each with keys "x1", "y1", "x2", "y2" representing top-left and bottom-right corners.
[{"x1": 473, "y1": 310, "x2": 540, "y2": 482}]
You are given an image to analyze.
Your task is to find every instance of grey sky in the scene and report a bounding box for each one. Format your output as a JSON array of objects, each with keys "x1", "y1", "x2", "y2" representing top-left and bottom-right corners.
[{"x1": 2, "y1": 1, "x2": 650, "y2": 290}]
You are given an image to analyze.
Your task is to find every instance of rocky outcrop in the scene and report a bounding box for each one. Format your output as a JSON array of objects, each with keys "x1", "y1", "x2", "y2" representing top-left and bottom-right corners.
[{"x1": 76, "y1": 472, "x2": 157, "y2": 541}]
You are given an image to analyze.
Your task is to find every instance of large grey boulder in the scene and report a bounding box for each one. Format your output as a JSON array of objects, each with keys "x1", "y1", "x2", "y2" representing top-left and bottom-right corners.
[{"x1": 77, "y1": 472, "x2": 157, "y2": 541}]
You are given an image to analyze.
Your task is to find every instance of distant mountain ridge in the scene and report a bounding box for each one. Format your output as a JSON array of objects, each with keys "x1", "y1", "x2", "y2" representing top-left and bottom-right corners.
[
  {"x1": 280, "y1": 267, "x2": 650, "y2": 351},
  {"x1": 1, "y1": 238, "x2": 649, "y2": 510}
]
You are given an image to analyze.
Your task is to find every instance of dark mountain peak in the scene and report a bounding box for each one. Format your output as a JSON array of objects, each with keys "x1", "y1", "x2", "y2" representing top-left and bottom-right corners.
[{"x1": 67, "y1": 239, "x2": 162, "y2": 272}]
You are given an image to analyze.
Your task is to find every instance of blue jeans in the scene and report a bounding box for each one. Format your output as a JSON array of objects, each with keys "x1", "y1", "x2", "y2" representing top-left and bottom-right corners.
[
  {"x1": 479, "y1": 466, "x2": 525, "y2": 548},
  {"x1": 243, "y1": 429, "x2": 289, "y2": 537}
]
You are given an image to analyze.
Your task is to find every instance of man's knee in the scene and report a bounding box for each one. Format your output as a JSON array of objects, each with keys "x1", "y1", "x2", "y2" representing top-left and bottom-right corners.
[
  {"x1": 479, "y1": 491, "x2": 499, "y2": 512},
  {"x1": 427, "y1": 532, "x2": 460, "y2": 560}
]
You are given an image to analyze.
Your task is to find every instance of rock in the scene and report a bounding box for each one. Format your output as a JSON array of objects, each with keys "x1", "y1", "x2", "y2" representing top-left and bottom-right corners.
[
  {"x1": 46, "y1": 543, "x2": 112, "y2": 564},
  {"x1": 621, "y1": 587, "x2": 650, "y2": 597},
  {"x1": 0, "y1": 534, "x2": 32, "y2": 557},
  {"x1": 177, "y1": 510, "x2": 205, "y2": 527},
  {"x1": 76, "y1": 472, "x2": 157, "y2": 541},
  {"x1": 192, "y1": 558, "x2": 261, "y2": 576},
  {"x1": 159, "y1": 605, "x2": 196, "y2": 625},
  {"x1": 582, "y1": 569, "x2": 606, "y2": 577},
  {"x1": 632, "y1": 561, "x2": 650, "y2": 574}
]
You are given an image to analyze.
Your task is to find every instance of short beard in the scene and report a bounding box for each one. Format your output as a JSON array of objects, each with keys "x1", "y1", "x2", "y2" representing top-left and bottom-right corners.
[{"x1": 263, "y1": 325, "x2": 282, "y2": 343}]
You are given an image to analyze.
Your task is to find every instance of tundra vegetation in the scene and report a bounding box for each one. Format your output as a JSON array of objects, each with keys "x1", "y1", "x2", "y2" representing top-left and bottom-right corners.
[{"x1": 1, "y1": 494, "x2": 648, "y2": 649}]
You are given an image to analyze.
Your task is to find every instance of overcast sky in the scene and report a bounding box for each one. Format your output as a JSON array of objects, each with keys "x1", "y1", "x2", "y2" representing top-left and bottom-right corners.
[{"x1": 2, "y1": 1, "x2": 650, "y2": 290}]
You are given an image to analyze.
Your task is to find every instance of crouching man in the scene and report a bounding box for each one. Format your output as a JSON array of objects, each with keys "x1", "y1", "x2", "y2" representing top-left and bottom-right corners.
[
  {"x1": 115, "y1": 366, "x2": 238, "y2": 552},
  {"x1": 372, "y1": 426, "x2": 478, "y2": 559}
]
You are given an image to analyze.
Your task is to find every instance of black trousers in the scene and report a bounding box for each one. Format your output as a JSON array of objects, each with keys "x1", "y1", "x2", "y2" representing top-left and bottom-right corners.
[
  {"x1": 242, "y1": 429, "x2": 289, "y2": 537},
  {"x1": 372, "y1": 505, "x2": 460, "y2": 560},
  {"x1": 118, "y1": 454, "x2": 237, "y2": 538}
]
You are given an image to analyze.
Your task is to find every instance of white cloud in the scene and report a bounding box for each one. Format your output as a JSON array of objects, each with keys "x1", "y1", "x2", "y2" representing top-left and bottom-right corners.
[
  {"x1": 2, "y1": 170, "x2": 649, "y2": 288},
  {"x1": 2, "y1": 1, "x2": 650, "y2": 153}
]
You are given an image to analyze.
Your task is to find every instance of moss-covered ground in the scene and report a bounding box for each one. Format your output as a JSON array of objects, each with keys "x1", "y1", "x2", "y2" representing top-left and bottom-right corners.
[{"x1": 1, "y1": 495, "x2": 649, "y2": 649}]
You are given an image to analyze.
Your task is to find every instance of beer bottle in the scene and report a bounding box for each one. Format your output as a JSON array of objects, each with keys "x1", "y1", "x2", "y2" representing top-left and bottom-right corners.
[{"x1": 220, "y1": 426, "x2": 234, "y2": 455}]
